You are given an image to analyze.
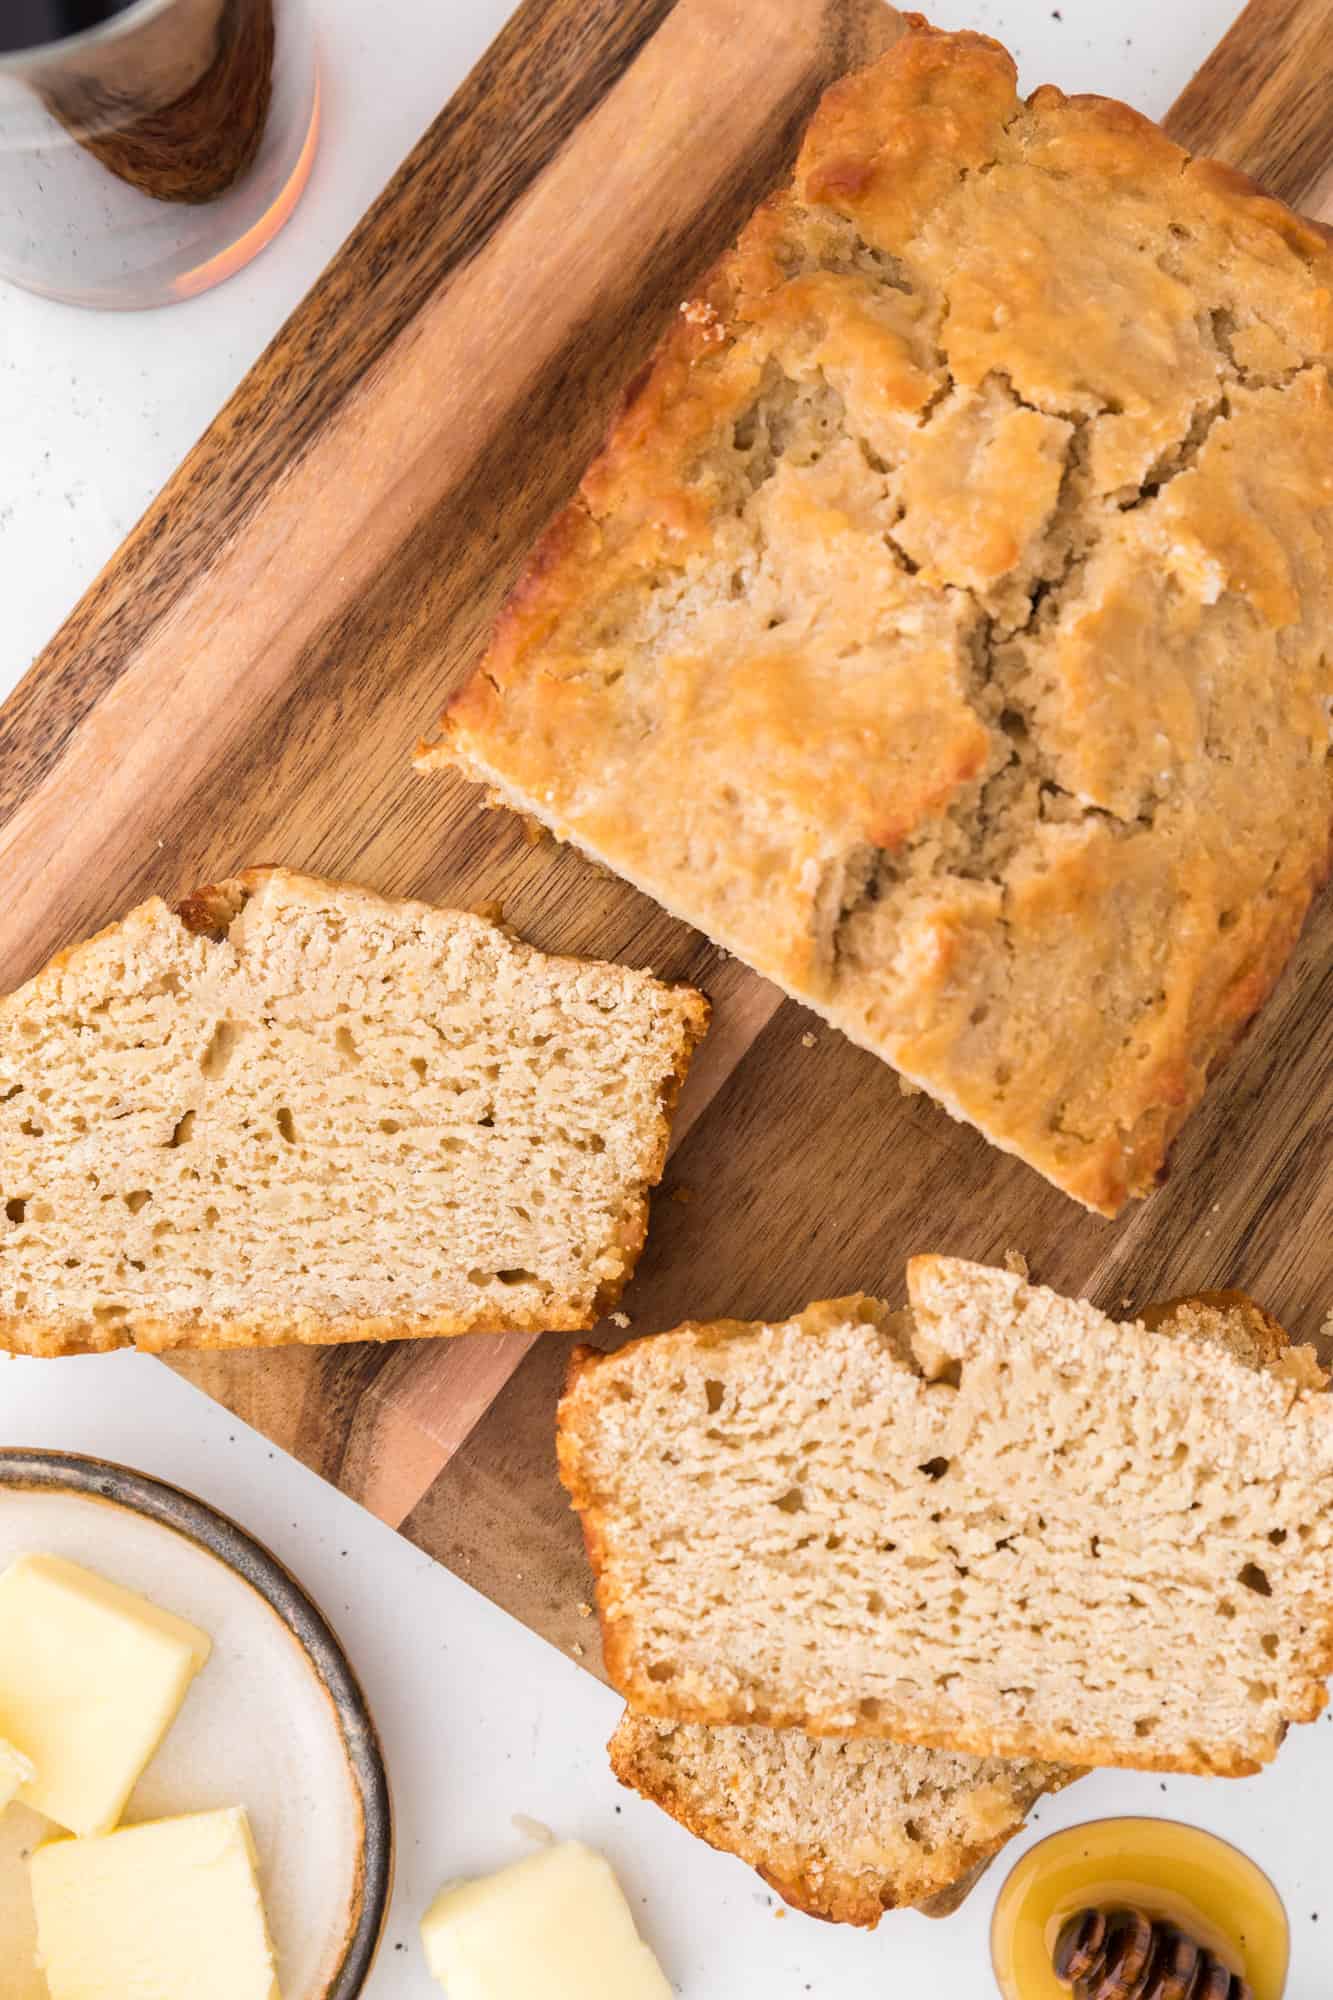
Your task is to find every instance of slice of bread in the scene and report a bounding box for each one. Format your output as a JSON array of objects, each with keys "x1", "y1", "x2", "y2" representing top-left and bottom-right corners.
[
  {"x1": 609, "y1": 1714, "x2": 1068, "y2": 1927},
  {"x1": 604, "y1": 1296, "x2": 1310, "y2": 1925},
  {"x1": 0, "y1": 868, "x2": 708, "y2": 1355},
  {"x1": 559, "y1": 1259, "x2": 1332, "y2": 1775}
]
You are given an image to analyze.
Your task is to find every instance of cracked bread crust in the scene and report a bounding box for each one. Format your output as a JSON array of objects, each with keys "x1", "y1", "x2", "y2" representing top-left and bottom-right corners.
[{"x1": 426, "y1": 18, "x2": 1333, "y2": 1215}]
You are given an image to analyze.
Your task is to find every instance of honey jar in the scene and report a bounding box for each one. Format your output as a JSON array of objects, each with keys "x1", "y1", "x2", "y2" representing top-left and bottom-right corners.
[{"x1": 990, "y1": 1818, "x2": 1288, "y2": 1999}]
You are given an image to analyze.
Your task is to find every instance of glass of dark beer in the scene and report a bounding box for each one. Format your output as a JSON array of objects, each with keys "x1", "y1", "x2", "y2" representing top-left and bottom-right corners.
[{"x1": 0, "y1": 0, "x2": 318, "y2": 307}]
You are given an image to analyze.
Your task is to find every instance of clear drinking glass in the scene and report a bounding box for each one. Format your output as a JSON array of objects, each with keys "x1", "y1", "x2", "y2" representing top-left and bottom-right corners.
[{"x1": 0, "y1": 0, "x2": 318, "y2": 308}]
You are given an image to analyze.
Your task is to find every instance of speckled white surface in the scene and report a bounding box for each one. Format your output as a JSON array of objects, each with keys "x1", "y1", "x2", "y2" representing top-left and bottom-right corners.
[{"x1": 3, "y1": 5, "x2": 1331, "y2": 1999}]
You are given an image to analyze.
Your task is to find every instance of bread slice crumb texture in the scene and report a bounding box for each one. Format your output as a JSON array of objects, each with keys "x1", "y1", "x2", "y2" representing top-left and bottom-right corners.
[
  {"x1": 0, "y1": 869, "x2": 707, "y2": 1354},
  {"x1": 559, "y1": 1259, "x2": 1333, "y2": 1775},
  {"x1": 610, "y1": 1712, "x2": 1066, "y2": 1926}
]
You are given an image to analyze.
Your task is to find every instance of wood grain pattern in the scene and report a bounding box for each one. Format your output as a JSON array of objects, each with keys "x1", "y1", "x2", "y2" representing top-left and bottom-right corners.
[
  {"x1": 1, "y1": 0, "x2": 1331, "y2": 1668},
  {"x1": 1168, "y1": 0, "x2": 1333, "y2": 215}
]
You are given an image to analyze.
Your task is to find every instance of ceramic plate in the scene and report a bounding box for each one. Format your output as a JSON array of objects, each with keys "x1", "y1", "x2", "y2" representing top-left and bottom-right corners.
[{"x1": 0, "y1": 1449, "x2": 391, "y2": 2000}]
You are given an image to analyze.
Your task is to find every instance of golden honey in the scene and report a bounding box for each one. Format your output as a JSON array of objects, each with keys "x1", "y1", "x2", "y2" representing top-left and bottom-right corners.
[{"x1": 990, "y1": 1818, "x2": 1289, "y2": 2000}]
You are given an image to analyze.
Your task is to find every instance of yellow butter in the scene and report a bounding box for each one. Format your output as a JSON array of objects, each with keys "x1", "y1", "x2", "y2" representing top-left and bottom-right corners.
[
  {"x1": 421, "y1": 1840, "x2": 672, "y2": 2000},
  {"x1": 0, "y1": 1737, "x2": 33, "y2": 1814},
  {"x1": 0, "y1": 1554, "x2": 211, "y2": 1836},
  {"x1": 31, "y1": 1806, "x2": 280, "y2": 2000}
]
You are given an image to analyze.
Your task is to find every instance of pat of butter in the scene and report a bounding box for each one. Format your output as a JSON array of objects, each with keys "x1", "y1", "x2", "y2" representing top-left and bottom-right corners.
[
  {"x1": 0, "y1": 1554, "x2": 211, "y2": 1836},
  {"x1": 0, "y1": 1736, "x2": 33, "y2": 1812},
  {"x1": 30, "y1": 1806, "x2": 280, "y2": 2000},
  {"x1": 421, "y1": 1841, "x2": 671, "y2": 2000}
]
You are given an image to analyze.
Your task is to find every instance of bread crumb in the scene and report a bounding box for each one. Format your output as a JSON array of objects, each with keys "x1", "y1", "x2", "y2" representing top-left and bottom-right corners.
[
  {"x1": 610, "y1": 1311, "x2": 631, "y2": 1329},
  {"x1": 1003, "y1": 1249, "x2": 1029, "y2": 1279},
  {"x1": 773, "y1": 1906, "x2": 787, "y2": 1920},
  {"x1": 1120, "y1": 1296, "x2": 1135, "y2": 1313},
  {"x1": 577, "y1": 1601, "x2": 593, "y2": 1619},
  {"x1": 898, "y1": 1075, "x2": 922, "y2": 1098},
  {"x1": 520, "y1": 814, "x2": 550, "y2": 847},
  {"x1": 801, "y1": 1032, "x2": 817, "y2": 1049},
  {"x1": 571, "y1": 1641, "x2": 586, "y2": 1657},
  {"x1": 671, "y1": 1184, "x2": 694, "y2": 1205},
  {"x1": 469, "y1": 899, "x2": 505, "y2": 926}
]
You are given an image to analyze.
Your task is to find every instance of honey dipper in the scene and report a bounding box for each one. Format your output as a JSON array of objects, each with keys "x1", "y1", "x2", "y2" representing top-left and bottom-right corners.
[{"x1": 1052, "y1": 1907, "x2": 1253, "y2": 2000}]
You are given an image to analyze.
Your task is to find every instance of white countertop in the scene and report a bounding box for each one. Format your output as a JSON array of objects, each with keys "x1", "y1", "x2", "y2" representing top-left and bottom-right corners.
[{"x1": 3, "y1": 4, "x2": 1328, "y2": 1997}]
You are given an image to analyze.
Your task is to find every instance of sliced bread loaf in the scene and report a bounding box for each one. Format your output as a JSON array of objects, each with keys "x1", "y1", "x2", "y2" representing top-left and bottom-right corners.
[
  {"x1": 609, "y1": 1715, "x2": 1067, "y2": 1927},
  {"x1": 559, "y1": 1259, "x2": 1333, "y2": 1775},
  {"x1": 0, "y1": 868, "x2": 707, "y2": 1355}
]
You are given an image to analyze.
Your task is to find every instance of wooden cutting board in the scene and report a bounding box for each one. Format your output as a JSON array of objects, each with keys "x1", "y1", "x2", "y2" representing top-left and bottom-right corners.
[{"x1": 2, "y1": 0, "x2": 1330, "y2": 1676}]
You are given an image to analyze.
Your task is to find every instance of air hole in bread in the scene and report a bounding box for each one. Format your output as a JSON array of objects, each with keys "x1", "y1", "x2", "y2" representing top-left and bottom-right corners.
[
  {"x1": 123, "y1": 1190, "x2": 152, "y2": 1215},
  {"x1": 704, "y1": 1380, "x2": 724, "y2": 1413},
  {"x1": 200, "y1": 1020, "x2": 242, "y2": 1080},
  {"x1": 867, "y1": 1591, "x2": 886, "y2": 1615},
  {"x1": 774, "y1": 1487, "x2": 806, "y2": 1515},
  {"x1": 335, "y1": 1025, "x2": 360, "y2": 1064},
  {"x1": 496, "y1": 1269, "x2": 536, "y2": 1286},
  {"x1": 378, "y1": 1118, "x2": 400, "y2": 1135},
  {"x1": 4, "y1": 1198, "x2": 25, "y2": 1224},
  {"x1": 1089, "y1": 1535, "x2": 1101, "y2": 1558},
  {"x1": 1238, "y1": 1563, "x2": 1272, "y2": 1597},
  {"x1": 168, "y1": 1110, "x2": 196, "y2": 1148},
  {"x1": 410, "y1": 1057, "x2": 427, "y2": 1080},
  {"x1": 93, "y1": 1303, "x2": 128, "y2": 1322},
  {"x1": 275, "y1": 1109, "x2": 296, "y2": 1144},
  {"x1": 1260, "y1": 1633, "x2": 1279, "y2": 1658},
  {"x1": 859, "y1": 1697, "x2": 881, "y2": 1722},
  {"x1": 646, "y1": 1661, "x2": 676, "y2": 1684},
  {"x1": 1134, "y1": 1716, "x2": 1157, "y2": 1737},
  {"x1": 919, "y1": 1457, "x2": 950, "y2": 1481},
  {"x1": 1268, "y1": 1528, "x2": 1287, "y2": 1546}
]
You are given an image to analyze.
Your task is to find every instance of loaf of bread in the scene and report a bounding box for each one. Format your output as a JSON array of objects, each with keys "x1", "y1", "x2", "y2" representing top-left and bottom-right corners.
[
  {"x1": 610, "y1": 1715, "x2": 1067, "y2": 1927},
  {"x1": 425, "y1": 16, "x2": 1333, "y2": 1215},
  {"x1": 559, "y1": 1258, "x2": 1332, "y2": 1775},
  {"x1": 0, "y1": 868, "x2": 707, "y2": 1355}
]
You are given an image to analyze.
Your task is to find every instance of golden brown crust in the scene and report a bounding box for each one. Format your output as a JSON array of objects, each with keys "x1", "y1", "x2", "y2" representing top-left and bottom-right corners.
[
  {"x1": 428, "y1": 20, "x2": 1333, "y2": 1217},
  {"x1": 0, "y1": 870, "x2": 708, "y2": 1358}
]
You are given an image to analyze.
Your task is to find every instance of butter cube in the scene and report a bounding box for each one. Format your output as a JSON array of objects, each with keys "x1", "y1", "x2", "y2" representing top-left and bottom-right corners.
[
  {"x1": 0, "y1": 1735, "x2": 33, "y2": 1811},
  {"x1": 31, "y1": 1806, "x2": 280, "y2": 2000},
  {"x1": 0, "y1": 1554, "x2": 211, "y2": 1836},
  {"x1": 421, "y1": 1840, "x2": 671, "y2": 2000}
]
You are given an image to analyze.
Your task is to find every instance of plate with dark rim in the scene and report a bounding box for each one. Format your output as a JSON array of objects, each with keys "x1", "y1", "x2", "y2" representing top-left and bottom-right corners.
[{"x1": 0, "y1": 1448, "x2": 392, "y2": 2000}]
